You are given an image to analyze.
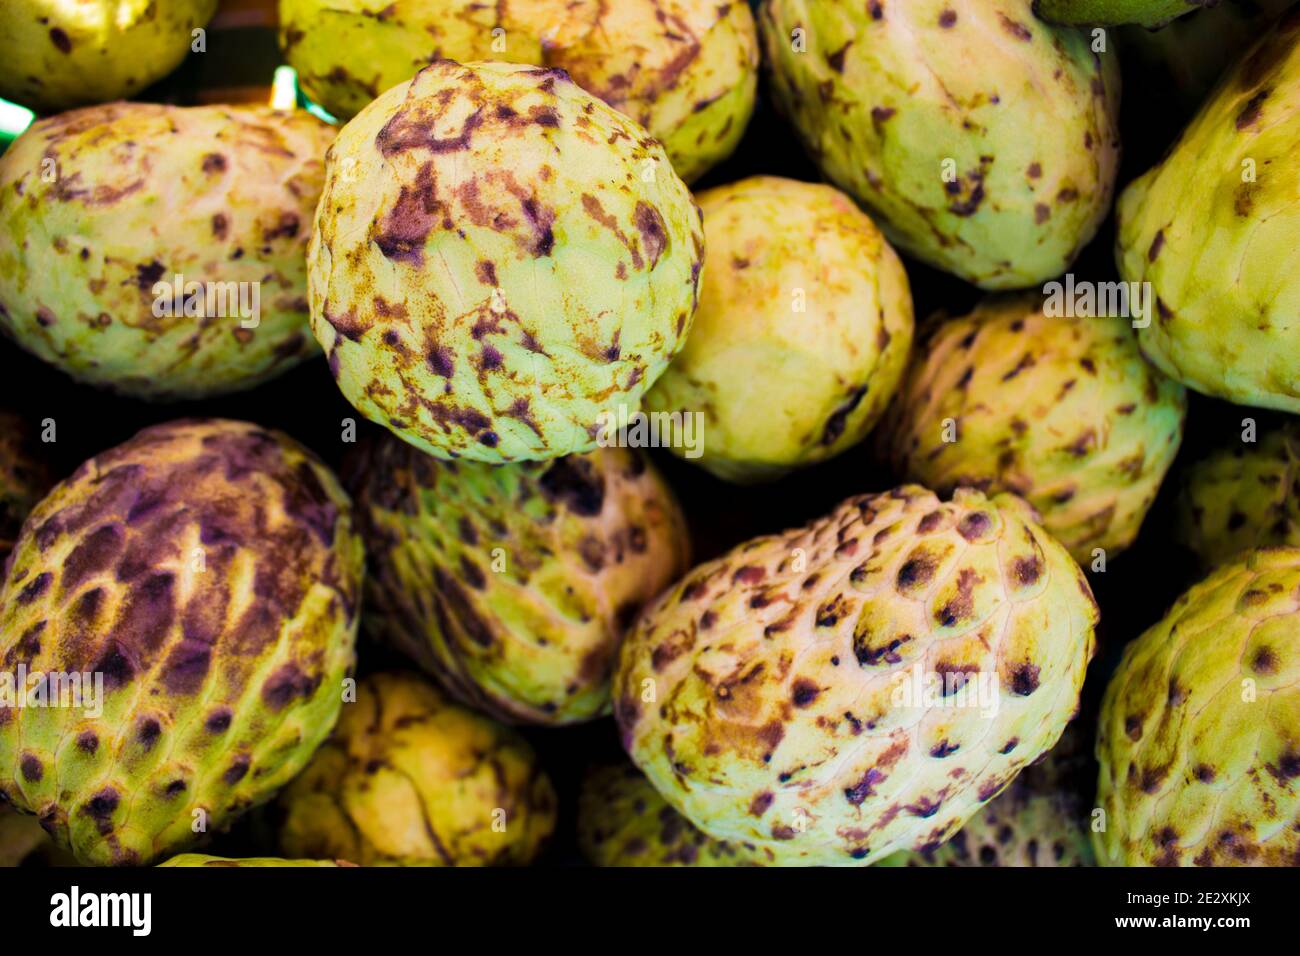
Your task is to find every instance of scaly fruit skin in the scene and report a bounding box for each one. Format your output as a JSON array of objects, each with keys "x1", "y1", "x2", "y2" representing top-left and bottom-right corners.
[
  {"x1": 347, "y1": 434, "x2": 690, "y2": 725},
  {"x1": 878, "y1": 297, "x2": 1187, "y2": 563},
  {"x1": 278, "y1": 672, "x2": 556, "y2": 866},
  {"x1": 0, "y1": 104, "x2": 334, "y2": 400},
  {"x1": 0, "y1": 0, "x2": 217, "y2": 114},
  {"x1": 614, "y1": 485, "x2": 1098, "y2": 866},
  {"x1": 578, "y1": 762, "x2": 774, "y2": 866},
  {"x1": 0, "y1": 420, "x2": 363, "y2": 866},
  {"x1": 1176, "y1": 425, "x2": 1300, "y2": 569},
  {"x1": 309, "y1": 61, "x2": 705, "y2": 464},
  {"x1": 1033, "y1": 0, "x2": 1206, "y2": 27},
  {"x1": 159, "y1": 854, "x2": 353, "y2": 867},
  {"x1": 877, "y1": 723, "x2": 1095, "y2": 866},
  {"x1": 279, "y1": 0, "x2": 759, "y2": 183},
  {"x1": 1116, "y1": 10, "x2": 1300, "y2": 411},
  {"x1": 1095, "y1": 548, "x2": 1300, "y2": 866},
  {"x1": 759, "y1": 0, "x2": 1121, "y2": 290},
  {"x1": 643, "y1": 176, "x2": 914, "y2": 483},
  {"x1": 0, "y1": 412, "x2": 52, "y2": 567}
]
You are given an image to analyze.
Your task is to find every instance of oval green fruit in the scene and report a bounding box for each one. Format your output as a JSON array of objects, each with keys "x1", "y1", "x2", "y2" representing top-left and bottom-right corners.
[
  {"x1": 0, "y1": 419, "x2": 363, "y2": 866},
  {"x1": 760, "y1": 0, "x2": 1121, "y2": 290},
  {"x1": 644, "y1": 176, "x2": 914, "y2": 483},
  {"x1": 1116, "y1": 11, "x2": 1300, "y2": 410},
  {"x1": 615, "y1": 485, "x2": 1098, "y2": 866},
  {"x1": 0, "y1": 104, "x2": 335, "y2": 400},
  {"x1": 0, "y1": 0, "x2": 217, "y2": 113},
  {"x1": 279, "y1": 0, "x2": 759, "y2": 183},
  {"x1": 1033, "y1": 0, "x2": 1207, "y2": 27},
  {"x1": 309, "y1": 60, "x2": 704, "y2": 463}
]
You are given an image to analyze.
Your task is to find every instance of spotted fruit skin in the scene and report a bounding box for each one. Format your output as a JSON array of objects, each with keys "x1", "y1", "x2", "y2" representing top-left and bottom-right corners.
[
  {"x1": 0, "y1": 420, "x2": 363, "y2": 866},
  {"x1": 347, "y1": 433, "x2": 690, "y2": 725},
  {"x1": 1033, "y1": 0, "x2": 1207, "y2": 27},
  {"x1": 759, "y1": 0, "x2": 1120, "y2": 290},
  {"x1": 309, "y1": 61, "x2": 704, "y2": 464},
  {"x1": 877, "y1": 722, "x2": 1095, "y2": 866},
  {"x1": 0, "y1": 412, "x2": 52, "y2": 566},
  {"x1": 643, "y1": 176, "x2": 914, "y2": 483},
  {"x1": 879, "y1": 296, "x2": 1186, "y2": 563},
  {"x1": 0, "y1": 104, "x2": 334, "y2": 400},
  {"x1": 158, "y1": 854, "x2": 354, "y2": 867},
  {"x1": 0, "y1": 0, "x2": 217, "y2": 113},
  {"x1": 1095, "y1": 548, "x2": 1300, "y2": 866},
  {"x1": 1175, "y1": 425, "x2": 1300, "y2": 570},
  {"x1": 1116, "y1": 10, "x2": 1300, "y2": 411},
  {"x1": 578, "y1": 762, "x2": 774, "y2": 866},
  {"x1": 278, "y1": 672, "x2": 556, "y2": 866},
  {"x1": 279, "y1": 0, "x2": 758, "y2": 183},
  {"x1": 614, "y1": 485, "x2": 1098, "y2": 866}
]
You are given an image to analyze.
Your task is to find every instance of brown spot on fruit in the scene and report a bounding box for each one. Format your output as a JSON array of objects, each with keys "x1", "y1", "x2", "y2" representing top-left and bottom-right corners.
[{"x1": 49, "y1": 27, "x2": 72, "y2": 53}]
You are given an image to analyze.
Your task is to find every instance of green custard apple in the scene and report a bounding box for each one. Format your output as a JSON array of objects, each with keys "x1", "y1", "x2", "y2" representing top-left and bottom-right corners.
[
  {"x1": 615, "y1": 485, "x2": 1099, "y2": 866},
  {"x1": 1175, "y1": 424, "x2": 1300, "y2": 569},
  {"x1": 578, "y1": 761, "x2": 774, "y2": 866},
  {"x1": 759, "y1": 0, "x2": 1121, "y2": 289},
  {"x1": 0, "y1": 0, "x2": 217, "y2": 114},
  {"x1": 278, "y1": 672, "x2": 557, "y2": 866},
  {"x1": 0, "y1": 412, "x2": 52, "y2": 566},
  {"x1": 1033, "y1": 0, "x2": 1209, "y2": 27},
  {"x1": 309, "y1": 60, "x2": 705, "y2": 464},
  {"x1": 347, "y1": 434, "x2": 690, "y2": 725},
  {"x1": 159, "y1": 854, "x2": 354, "y2": 867},
  {"x1": 0, "y1": 419, "x2": 363, "y2": 866},
  {"x1": 0, "y1": 103, "x2": 335, "y2": 400},
  {"x1": 877, "y1": 722, "x2": 1095, "y2": 866},
  {"x1": 878, "y1": 296, "x2": 1187, "y2": 563},
  {"x1": 280, "y1": 0, "x2": 758, "y2": 183},
  {"x1": 1095, "y1": 547, "x2": 1300, "y2": 866},
  {"x1": 1116, "y1": 10, "x2": 1300, "y2": 411},
  {"x1": 643, "y1": 176, "x2": 914, "y2": 483}
]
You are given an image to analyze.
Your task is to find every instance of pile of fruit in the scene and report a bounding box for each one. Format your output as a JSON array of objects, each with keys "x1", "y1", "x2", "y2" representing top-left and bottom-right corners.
[{"x1": 0, "y1": 0, "x2": 1297, "y2": 868}]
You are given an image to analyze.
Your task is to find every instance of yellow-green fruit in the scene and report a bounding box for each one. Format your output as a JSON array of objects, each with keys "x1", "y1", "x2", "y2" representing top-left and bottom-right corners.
[
  {"x1": 346, "y1": 434, "x2": 690, "y2": 725},
  {"x1": 643, "y1": 176, "x2": 914, "y2": 483},
  {"x1": 0, "y1": 104, "x2": 334, "y2": 400},
  {"x1": 280, "y1": 0, "x2": 758, "y2": 183},
  {"x1": 0, "y1": 412, "x2": 51, "y2": 565},
  {"x1": 278, "y1": 672, "x2": 556, "y2": 866},
  {"x1": 578, "y1": 762, "x2": 774, "y2": 866},
  {"x1": 879, "y1": 296, "x2": 1186, "y2": 563},
  {"x1": 760, "y1": 0, "x2": 1121, "y2": 290},
  {"x1": 614, "y1": 485, "x2": 1098, "y2": 866},
  {"x1": 1116, "y1": 10, "x2": 1300, "y2": 411},
  {"x1": 1095, "y1": 548, "x2": 1300, "y2": 866},
  {"x1": 878, "y1": 723, "x2": 1095, "y2": 866},
  {"x1": 309, "y1": 61, "x2": 705, "y2": 464},
  {"x1": 159, "y1": 854, "x2": 354, "y2": 867},
  {"x1": 0, "y1": 0, "x2": 217, "y2": 113},
  {"x1": 1033, "y1": 0, "x2": 1205, "y2": 27},
  {"x1": 0, "y1": 420, "x2": 363, "y2": 866},
  {"x1": 1176, "y1": 425, "x2": 1300, "y2": 569}
]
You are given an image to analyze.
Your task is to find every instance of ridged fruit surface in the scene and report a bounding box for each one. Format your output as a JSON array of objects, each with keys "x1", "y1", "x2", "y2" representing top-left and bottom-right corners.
[
  {"x1": 0, "y1": 420, "x2": 363, "y2": 866},
  {"x1": 347, "y1": 434, "x2": 690, "y2": 724},
  {"x1": 309, "y1": 61, "x2": 704, "y2": 463},
  {"x1": 578, "y1": 761, "x2": 773, "y2": 866},
  {"x1": 1095, "y1": 547, "x2": 1300, "y2": 866},
  {"x1": 0, "y1": 412, "x2": 51, "y2": 566},
  {"x1": 615, "y1": 485, "x2": 1098, "y2": 866},
  {"x1": 759, "y1": 0, "x2": 1121, "y2": 289},
  {"x1": 644, "y1": 176, "x2": 913, "y2": 483},
  {"x1": 879, "y1": 296, "x2": 1186, "y2": 563},
  {"x1": 280, "y1": 0, "x2": 758, "y2": 182},
  {"x1": 0, "y1": 0, "x2": 217, "y2": 113},
  {"x1": 1116, "y1": 10, "x2": 1300, "y2": 411},
  {"x1": 0, "y1": 104, "x2": 334, "y2": 400},
  {"x1": 278, "y1": 672, "x2": 556, "y2": 866}
]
